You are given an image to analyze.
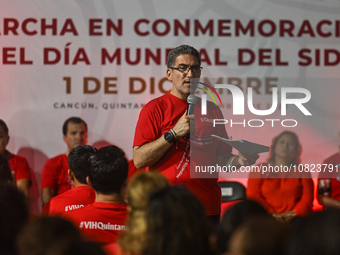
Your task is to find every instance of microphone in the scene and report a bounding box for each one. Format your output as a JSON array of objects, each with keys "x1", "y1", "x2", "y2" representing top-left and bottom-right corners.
[{"x1": 183, "y1": 95, "x2": 197, "y2": 140}]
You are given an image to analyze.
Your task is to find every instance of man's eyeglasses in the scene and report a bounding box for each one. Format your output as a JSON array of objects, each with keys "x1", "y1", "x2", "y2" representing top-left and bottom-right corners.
[{"x1": 170, "y1": 65, "x2": 203, "y2": 74}]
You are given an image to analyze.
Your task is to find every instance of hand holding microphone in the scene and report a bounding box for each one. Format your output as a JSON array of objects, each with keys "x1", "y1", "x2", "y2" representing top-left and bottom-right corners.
[
  {"x1": 183, "y1": 95, "x2": 197, "y2": 140},
  {"x1": 170, "y1": 95, "x2": 197, "y2": 141}
]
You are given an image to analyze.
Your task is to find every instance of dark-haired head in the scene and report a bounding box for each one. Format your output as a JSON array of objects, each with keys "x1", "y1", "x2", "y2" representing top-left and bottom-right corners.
[
  {"x1": 167, "y1": 44, "x2": 201, "y2": 68},
  {"x1": 17, "y1": 216, "x2": 83, "y2": 255},
  {"x1": 0, "y1": 184, "x2": 28, "y2": 254},
  {"x1": 268, "y1": 131, "x2": 302, "y2": 165},
  {"x1": 143, "y1": 185, "x2": 211, "y2": 255},
  {"x1": 0, "y1": 119, "x2": 9, "y2": 135},
  {"x1": 215, "y1": 199, "x2": 269, "y2": 255},
  {"x1": 89, "y1": 145, "x2": 128, "y2": 195},
  {"x1": 62, "y1": 117, "x2": 87, "y2": 136},
  {"x1": 68, "y1": 145, "x2": 97, "y2": 184},
  {"x1": 229, "y1": 216, "x2": 289, "y2": 255},
  {"x1": 285, "y1": 208, "x2": 340, "y2": 255},
  {"x1": 0, "y1": 119, "x2": 10, "y2": 156}
]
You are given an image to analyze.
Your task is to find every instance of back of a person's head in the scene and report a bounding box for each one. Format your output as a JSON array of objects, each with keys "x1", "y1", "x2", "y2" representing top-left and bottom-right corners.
[
  {"x1": 68, "y1": 145, "x2": 97, "y2": 184},
  {"x1": 285, "y1": 208, "x2": 340, "y2": 255},
  {"x1": 0, "y1": 155, "x2": 14, "y2": 184},
  {"x1": 127, "y1": 171, "x2": 169, "y2": 210},
  {"x1": 0, "y1": 184, "x2": 28, "y2": 254},
  {"x1": 216, "y1": 199, "x2": 269, "y2": 255},
  {"x1": 229, "y1": 216, "x2": 290, "y2": 255},
  {"x1": 17, "y1": 216, "x2": 83, "y2": 255},
  {"x1": 119, "y1": 172, "x2": 169, "y2": 255},
  {"x1": 143, "y1": 185, "x2": 210, "y2": 255},
  {"x1": 89, "y1": 145, "x2": 128, "y2": 194}
]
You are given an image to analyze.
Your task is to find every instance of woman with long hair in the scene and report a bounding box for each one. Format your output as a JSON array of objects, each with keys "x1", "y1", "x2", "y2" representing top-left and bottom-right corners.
[
  {"x1": 246, "y1": 131, "x2": 314, "y2": 222},
  {"x1": 117, "y1": 171, "x2": 169, "y2": 255}
]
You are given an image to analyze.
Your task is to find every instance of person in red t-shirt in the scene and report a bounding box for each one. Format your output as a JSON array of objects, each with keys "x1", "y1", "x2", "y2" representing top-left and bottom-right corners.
[
  {"x1": 42, "y1": 145, "x2": 97, "y2": 216},
  {"x1": 64, "y1": 145, "x2": 128, "y2": 245},
  {"x1": 133, "y1": 45, "x2": 259, "y2": 225},
  {"x1": 317, "y1": 143, "x2": 340, "y2": 209},
  {"x1": 41, "y1": 117, "x2": 88, "y2": 205},
  {"x1": 247, "y1": 131, "x2": 314, "y2": 222},
  {"x1": 0, "y1": 119, "x2": 31, "y2": 197}
]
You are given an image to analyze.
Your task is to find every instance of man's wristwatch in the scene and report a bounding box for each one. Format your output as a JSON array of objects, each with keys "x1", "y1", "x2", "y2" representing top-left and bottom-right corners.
[{"x1": 164, "y1": 130, "x2": 176, "y2": 143}]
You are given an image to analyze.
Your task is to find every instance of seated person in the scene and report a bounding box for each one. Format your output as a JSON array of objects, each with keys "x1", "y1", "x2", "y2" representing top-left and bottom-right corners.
[
  {"x1": 64, "y1": 145, "x2": 128, "y2": 245},
  {"x1": 41, "y1": 116, "x2": 88, "y2": 205},
  {"x1": 41, "y1": 145, "x2": 97, "y2": 215},
  {"x1": 0, "y1": 119, "x2": 31, "y2": 196},
  {"x1": 247, "y1": 131, "x2": 314, "y2": 222},
  {"x1": 143, "y1": 185, "x2": 211, "y2": 255},
  {"x1": 117, "y1": 171, "x2": 169, "y2": 255},
  {"x1": 17, "y1": 216, "x2": 107, "y2": 255},
  {"x1": 0, "y1": 183, "x2": 29, "y2": 255},
  {"x1": 214, "y1": 199, "x2": 269, "y2": 255},
  {"x1": 285, "y1": 208, "x2": 340, "y2": 255},
  {"x1": 317, "y1": 143, "x2": 340, "y2": 209},
  {"x1": 17, "y1": 216, "x2": 83, "y2": 255},
  {"x1": 228, "y1": 216, "x2": 290, "y2": 255}
]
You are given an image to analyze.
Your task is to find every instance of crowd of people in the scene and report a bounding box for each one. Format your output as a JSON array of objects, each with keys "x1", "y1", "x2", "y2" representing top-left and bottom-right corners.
[
  {"x1": 2, "y1": 162, "x2": 340, "y2": 255},
  {"x1": 2, "y1": 44, "x2": 340, "y2": 254}
]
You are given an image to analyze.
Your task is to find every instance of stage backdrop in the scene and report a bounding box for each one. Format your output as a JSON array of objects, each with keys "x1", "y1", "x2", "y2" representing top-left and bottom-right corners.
[{"x1": 1, "y1": 0, "x2": 340, "y2": 214}]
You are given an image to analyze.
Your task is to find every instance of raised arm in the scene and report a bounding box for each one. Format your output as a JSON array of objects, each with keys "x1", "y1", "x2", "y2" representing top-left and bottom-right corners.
[{"x1": 133, "y1": 111, "x2": 194, "y2": 169}]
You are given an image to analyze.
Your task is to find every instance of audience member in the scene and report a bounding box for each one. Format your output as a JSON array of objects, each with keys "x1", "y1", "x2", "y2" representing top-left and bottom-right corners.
[
  {"x1": 0, "y1": 119, "x2": 31, "y2": 197},
  {"x1": 0, "y1": 183, "x2": 29, "y2": 255},
  {"x1": 49, "y1": 240, "x2": 107, "y2": 255},
  {"x1": 41, "y1": 116, "x2": 88, "y2": 205},
  {"x1": 41, "y1": 145, "x2": 97, "y2": 215},
  {"x1": 17, "y1": 216, "x2": 83, "y2": 255},
  {"x1": 228, "y1": 216, "x2": 290, "y2": 255},
  {"x1": 317, "y1": 140, "x2": 340, "y2": 209},
  {"x1": 117, "y1": 171, "x2": 169, "y2": 255},
  {"x1": 64, "y1": 145, "x2": 128, "y2": 245},
  {"x1": 214, "y1": 199, "x2": 269, "y2": 255},
  {"x1": 142, "y1": 185, "x2": 211, "y2": 255},
  {"x1": 285, "y1": 208, "x2": 340, "y2": 255},
  {"x1": 247, "y1": 131, "x2": 314, "y2": 222}
]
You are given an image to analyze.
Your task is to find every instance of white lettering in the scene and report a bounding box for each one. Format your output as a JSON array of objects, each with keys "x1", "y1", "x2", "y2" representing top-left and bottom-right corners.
[{"x1": 212, "y1": 119, "x2": 298, "y2": 127}]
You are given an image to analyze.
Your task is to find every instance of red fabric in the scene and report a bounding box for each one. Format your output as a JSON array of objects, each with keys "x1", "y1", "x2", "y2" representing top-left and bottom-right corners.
[
  {"x1": 103, "y1": 242, "x2": 120, "y2": 255},
  {"x1": 247, "y1": 163, "x2": 314, "y2": 216},
  {"x1": 133, "y1": 93, "x2": 232, "y2": 215},
  {"x1": 41, "y1": 185, "x2": 95, "y2": 216},
  {"x1": 41, "y1": 154, "x2": 73, "y2": 195},
  {"x1": 318, "y1": 153, "x2": 340, "y2": 201},
  {"x1": 7, "y1": 152, "x2": 31, "y2": 182},
  {"x1": 64, "y1": 202, "x2": 127, "y2": 245},
  {"x1": 127, "y1": 159, "x2": 145, "y2": 179}
]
